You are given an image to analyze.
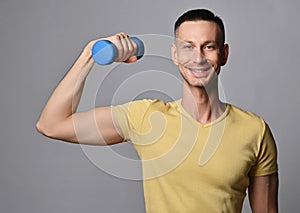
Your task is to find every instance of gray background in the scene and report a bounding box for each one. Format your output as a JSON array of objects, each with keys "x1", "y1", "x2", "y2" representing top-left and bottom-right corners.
[{"x1": 1, "y1": 0, "x2": 299, "y2": 212}]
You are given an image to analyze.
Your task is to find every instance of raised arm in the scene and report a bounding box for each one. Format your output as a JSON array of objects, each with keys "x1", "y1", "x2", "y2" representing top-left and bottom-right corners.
[
  {"x1": 248, "y1": 173, "x2": 279, "y2": 213},
  {"x1": 36, "y1": 33, "x2": 137, "y2": 145}
]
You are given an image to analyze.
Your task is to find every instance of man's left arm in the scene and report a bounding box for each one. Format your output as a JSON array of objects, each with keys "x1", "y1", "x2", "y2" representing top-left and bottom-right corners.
[{"x1": 248, "y1": 172, "x2": 279, "y2": 213}]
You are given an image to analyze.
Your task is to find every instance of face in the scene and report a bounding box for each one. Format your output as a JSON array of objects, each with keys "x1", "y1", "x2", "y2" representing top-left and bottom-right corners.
[{"x1": 172, "y1": 21, "x2": 229, "y2": 89}]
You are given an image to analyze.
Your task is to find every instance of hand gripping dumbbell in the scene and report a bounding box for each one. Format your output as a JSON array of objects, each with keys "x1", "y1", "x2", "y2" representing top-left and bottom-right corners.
[{"x1": 92, "y1": 37, "x2": 144, "y2": 65}]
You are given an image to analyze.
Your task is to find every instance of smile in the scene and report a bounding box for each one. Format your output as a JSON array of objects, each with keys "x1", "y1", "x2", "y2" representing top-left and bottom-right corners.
[{"x1": 187, "y1": 67, "x2": 211, "y2": 73}]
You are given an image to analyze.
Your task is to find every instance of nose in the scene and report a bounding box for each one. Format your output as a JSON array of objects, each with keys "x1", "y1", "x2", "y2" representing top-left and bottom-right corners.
[{"x1": 193, "y1": 49, "x2": 207, "y2": 64}]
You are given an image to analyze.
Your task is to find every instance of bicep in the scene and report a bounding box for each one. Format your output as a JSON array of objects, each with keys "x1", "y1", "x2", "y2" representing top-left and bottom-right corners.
[
  {"x1": 51, "y1": 106, "x2": 124, "y2": 145},
  {"x1": 248, "y1": 173, "x2": 279, "y2": 213}
]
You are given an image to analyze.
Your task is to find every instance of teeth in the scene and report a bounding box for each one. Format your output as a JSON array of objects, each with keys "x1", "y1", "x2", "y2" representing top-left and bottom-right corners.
[{"x1": 190, "y1": 69, "x2": 206, "y2": 73}]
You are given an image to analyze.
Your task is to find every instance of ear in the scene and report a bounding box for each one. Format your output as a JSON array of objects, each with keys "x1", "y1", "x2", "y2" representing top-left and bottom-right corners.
[
  {"x1": 221, "y1": 44, "x2": 229, "y2": 66},
  {"x1": 171, "y1": 43, "x2": 179, "y2": 66}
]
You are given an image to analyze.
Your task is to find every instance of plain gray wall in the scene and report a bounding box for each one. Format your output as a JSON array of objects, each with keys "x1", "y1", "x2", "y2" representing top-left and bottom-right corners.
[{"x1": 1, "y1": 0, "x2": 299, "y2": 212}]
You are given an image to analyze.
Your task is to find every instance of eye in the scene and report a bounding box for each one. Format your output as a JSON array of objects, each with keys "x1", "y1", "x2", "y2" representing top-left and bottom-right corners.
[
  {"x1": 184, "y1": 44, "x2": 193, "y2": 49},
  {"x1": 204, "y1": 45, "x2": 215, "y2": 50}
]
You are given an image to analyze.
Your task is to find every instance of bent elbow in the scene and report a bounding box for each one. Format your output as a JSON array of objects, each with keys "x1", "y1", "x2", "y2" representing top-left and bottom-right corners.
[
  {"x1": 35, "y1": 119, "x2": 56, "y2": 138},
  {"x1": 36, "y1": 119, "x2": 78, "y2": 143}
]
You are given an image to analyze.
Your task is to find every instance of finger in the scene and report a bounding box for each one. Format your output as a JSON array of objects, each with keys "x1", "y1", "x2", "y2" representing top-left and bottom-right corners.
[
  {"x1": 113, "y1": 33, "x2": 124, "y2": 61},
  {"x1": 119, "y1": 32, "x2": 130, "y2": 61},
  {"x1": 129, "y1": 37, "x2": 138, "y2": 56},
  {"x1": 124, "y1": 35, "x2": 135, "y2": 58}
]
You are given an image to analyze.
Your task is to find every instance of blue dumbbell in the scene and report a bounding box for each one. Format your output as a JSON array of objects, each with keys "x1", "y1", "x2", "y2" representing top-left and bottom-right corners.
[{"x1": 92, "y1": 37, "x2": 144, "y2": 65}]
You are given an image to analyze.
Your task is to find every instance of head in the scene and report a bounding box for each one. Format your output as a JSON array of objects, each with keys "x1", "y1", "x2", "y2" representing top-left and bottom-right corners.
[
  {"x1": 172, "y1": 9, "x2": 229, "y2": 89},
  {"x1": 174, "y1": 9, "x2": 225, "y2": 45}
]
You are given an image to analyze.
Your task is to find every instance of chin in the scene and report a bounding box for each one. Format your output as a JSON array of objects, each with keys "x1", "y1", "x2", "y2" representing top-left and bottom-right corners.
[
  {"x1": 184, "y1": 75, "x2": 218, "y2": 91},
  {"x1": 185, "y1": 78, "x2": 207, "y2": 88}
]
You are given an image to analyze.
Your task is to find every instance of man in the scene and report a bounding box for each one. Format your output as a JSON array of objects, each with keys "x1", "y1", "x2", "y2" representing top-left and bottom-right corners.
[{"x1": 36, "y1": 9, "x2": 278, "y2": 213}]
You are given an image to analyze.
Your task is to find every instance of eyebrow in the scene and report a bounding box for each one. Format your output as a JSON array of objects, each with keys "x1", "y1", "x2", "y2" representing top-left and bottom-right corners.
[
  {"x1": 176, "y1": 40, "x2": 218, "y2": 45},
  {"x1": 186, "y1": 40, "x2": 217, "y2": 44}
]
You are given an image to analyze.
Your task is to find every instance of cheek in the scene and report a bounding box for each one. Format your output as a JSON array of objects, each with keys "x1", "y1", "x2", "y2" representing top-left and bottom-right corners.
[
  {"x1": 206, "y1": 54, "x2": 221, "y2": 66},
  {"x1": 177, "y1": 50, "x2": 194, "y2": 65},
  {"x1": 176, "y1": 61, "x2": 187, "y2": 75}
]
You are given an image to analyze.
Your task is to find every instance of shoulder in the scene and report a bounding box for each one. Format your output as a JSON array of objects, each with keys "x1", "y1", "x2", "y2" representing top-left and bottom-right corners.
[
  {"x1": 113, "y1": 99, "x2": 178, "y2": 119},
  {"x1": 227, "y1": 104, "x2": 267, "y2": 134},
  {"x1": 113, "y1": 99, "x2": 178, "y2": 133},
  {"x1": 227, "y1": 105, "x2": 277, "y2": 158},
  {"x1": 125, "y1": 99, "x2": 177, "y2": 113},
  {"x1": 228, "y1": 104, "x2": 264, "y2": 122}
]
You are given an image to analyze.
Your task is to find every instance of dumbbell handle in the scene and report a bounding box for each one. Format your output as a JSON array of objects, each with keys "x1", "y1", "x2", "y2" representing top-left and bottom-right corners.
[{"x1": 92, "y1": 37, "x2": 144, "y2": 65}]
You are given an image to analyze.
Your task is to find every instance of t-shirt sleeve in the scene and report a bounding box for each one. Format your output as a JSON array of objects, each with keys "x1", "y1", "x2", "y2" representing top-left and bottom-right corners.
[
  {"x1": 112, "y1": 102, "x2": 132, "y2": 141},
  {"x1": 250, "y1": 122, "x2": 278, "y2": 176},
  {"x1": 111, "y1": 99, "x2": 154, "y2": 142}
]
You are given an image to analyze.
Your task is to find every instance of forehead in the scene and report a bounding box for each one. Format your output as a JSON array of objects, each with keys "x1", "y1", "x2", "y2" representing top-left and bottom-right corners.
[{"x1": 176, "y1": 21, "x2": 220, "y2": 42}]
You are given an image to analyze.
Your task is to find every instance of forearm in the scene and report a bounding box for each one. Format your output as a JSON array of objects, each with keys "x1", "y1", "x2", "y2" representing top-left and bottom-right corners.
[{"x1": 36, "y1": 41, "x2": 95, "y2": 135}]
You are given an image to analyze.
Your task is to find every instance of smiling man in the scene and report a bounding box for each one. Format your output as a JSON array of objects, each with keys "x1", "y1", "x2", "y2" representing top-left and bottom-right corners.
[{"x1": 36, "y1": 9, "x2": 278, "y2": 213}]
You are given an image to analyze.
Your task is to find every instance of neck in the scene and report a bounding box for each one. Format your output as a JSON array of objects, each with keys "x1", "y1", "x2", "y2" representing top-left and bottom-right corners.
[{"x1": 181, "y1": 81, "x2": 226, "y2": 124}]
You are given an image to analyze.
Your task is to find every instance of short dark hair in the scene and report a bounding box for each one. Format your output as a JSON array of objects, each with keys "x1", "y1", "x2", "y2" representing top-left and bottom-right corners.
[{"x1": 174, "y1": 9, "x2": 225, "y2": 44}]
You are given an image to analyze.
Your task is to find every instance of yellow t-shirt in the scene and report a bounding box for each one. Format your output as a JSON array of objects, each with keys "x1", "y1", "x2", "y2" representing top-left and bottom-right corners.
[{"x1": 112, "y1": 99, "x2": 278, "y2": 213}]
